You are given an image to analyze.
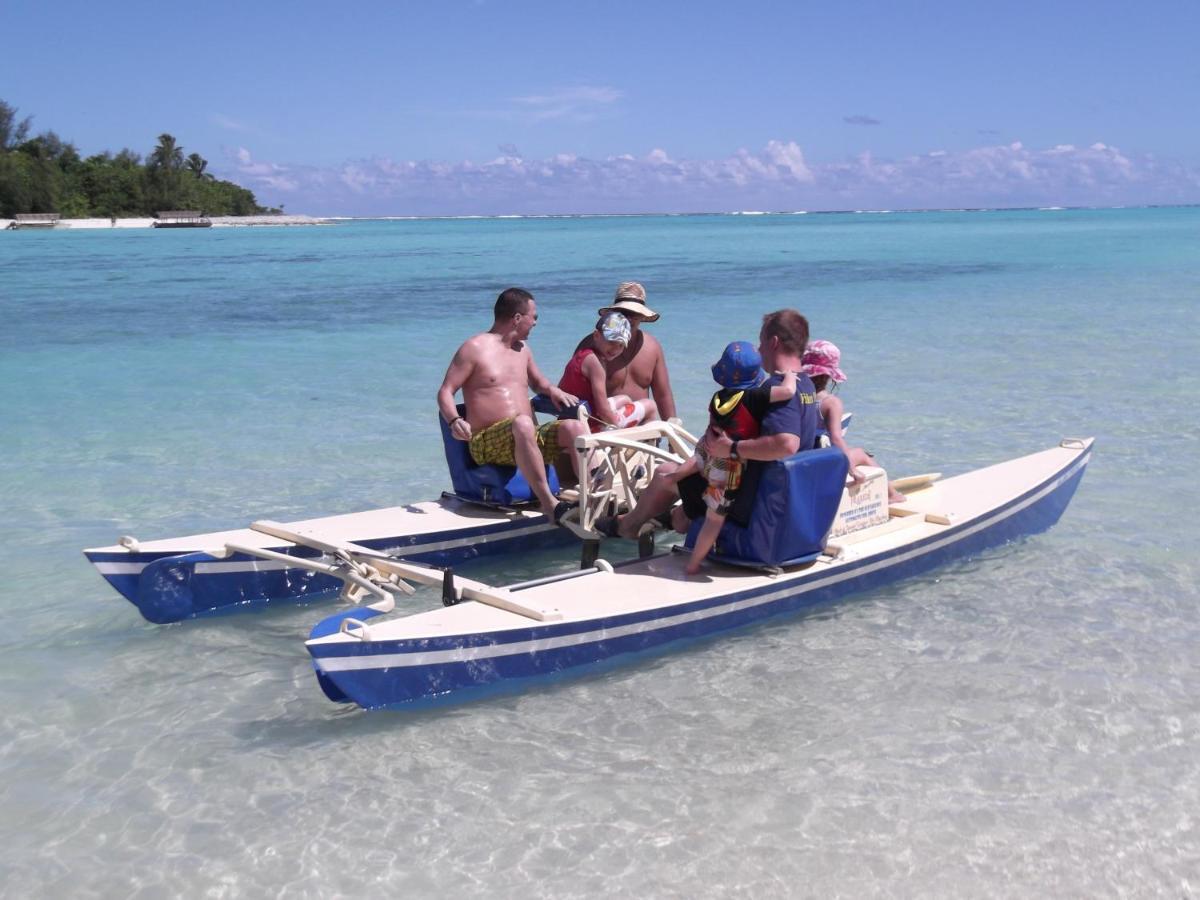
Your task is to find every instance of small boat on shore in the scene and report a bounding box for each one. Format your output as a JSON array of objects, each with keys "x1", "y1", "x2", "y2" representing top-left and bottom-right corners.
[
  {"x1": 152, "y1": 210, "x2": 212, "y2": 228},
  {"x1": 303, "y1": 437, "x2": 1093, "y2": 709}
]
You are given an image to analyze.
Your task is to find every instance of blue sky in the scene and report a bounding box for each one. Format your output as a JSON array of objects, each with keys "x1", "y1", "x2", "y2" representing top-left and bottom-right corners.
[{"x1": 7, "y1": 0, "x2": 1199, "y2": 215}]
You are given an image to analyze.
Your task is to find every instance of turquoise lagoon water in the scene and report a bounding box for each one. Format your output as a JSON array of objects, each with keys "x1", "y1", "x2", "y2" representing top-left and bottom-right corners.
[{"x1": 1, "y1": 209, "x2": 1198, "y2": 896}]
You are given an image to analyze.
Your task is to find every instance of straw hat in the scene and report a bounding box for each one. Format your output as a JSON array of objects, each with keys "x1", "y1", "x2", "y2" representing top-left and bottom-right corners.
[{"x1": 597, "y1": 281, "x2": 659, "y2": 322}]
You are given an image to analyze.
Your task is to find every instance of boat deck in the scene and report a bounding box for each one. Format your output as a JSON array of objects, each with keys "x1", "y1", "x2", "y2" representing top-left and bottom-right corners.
[
  {"x1": 309, "y1": 440, "x2": 1092, "y2": 646},
  {"x1": 84, "y1": 496, "x2": 545, "y2": 556}
]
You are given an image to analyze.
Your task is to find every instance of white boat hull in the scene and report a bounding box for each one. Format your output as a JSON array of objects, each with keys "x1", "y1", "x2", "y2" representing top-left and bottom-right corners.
[{"x1": 307, "y1": 439, "x2": 1093, "y2": 709}]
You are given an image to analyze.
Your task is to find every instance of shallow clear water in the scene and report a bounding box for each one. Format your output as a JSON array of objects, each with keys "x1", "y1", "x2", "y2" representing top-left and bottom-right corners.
[{"x1": 1, "y1": 210, "x2": 1198, "y2": 896}]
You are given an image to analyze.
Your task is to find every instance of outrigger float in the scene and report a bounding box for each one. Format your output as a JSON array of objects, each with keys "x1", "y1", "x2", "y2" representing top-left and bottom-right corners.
[
  {"x1": 84, "y1": 411, "x2": 1092, "y2": 710},
  {"x1": 83, "y1": 498, "x2": 577, "y2": 625},
  {"x1": 82, "y1": 408, "x2": 692, "y2": 624}
]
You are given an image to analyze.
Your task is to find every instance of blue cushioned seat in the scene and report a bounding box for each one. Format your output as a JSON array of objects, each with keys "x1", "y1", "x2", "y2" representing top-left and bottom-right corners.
[
  {"x1": 684, "y1": 447, "x2": 850, "y2": 569},
  {"x1": 440, "y1": 404, "x2": 560, "y2": 506},
  {"x1": 530, "y1": 393, "x2": 558, "y2": 416}
]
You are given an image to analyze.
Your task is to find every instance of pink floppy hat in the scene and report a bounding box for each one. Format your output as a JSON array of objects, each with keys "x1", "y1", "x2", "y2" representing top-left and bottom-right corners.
[{"x1": 800, "y1": 339, "x2": 846, "y2": 383}]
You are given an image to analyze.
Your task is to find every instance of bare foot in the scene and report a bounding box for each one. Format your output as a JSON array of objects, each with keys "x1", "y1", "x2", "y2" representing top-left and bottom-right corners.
[
  {"x1": 685, "y1": 559, "x2": 703, "y2": 575},
  {"x1": 615, "y1": 516, "x2": 640, "y2": 540},
  {"x1": 888, "y1": 491, "x2": 906, "y2": 504}
]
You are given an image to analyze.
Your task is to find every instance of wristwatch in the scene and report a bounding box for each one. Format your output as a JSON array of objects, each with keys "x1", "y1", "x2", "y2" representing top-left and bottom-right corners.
[{"x1": 730, "y1": 439, "x2": 740, "y2": 460}]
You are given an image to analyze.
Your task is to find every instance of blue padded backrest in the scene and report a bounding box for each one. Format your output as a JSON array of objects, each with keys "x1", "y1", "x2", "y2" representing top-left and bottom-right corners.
[
  {"x1": 439, "y1": 404, "x2": 559, "y2": 506},
  {"x1": 530, "y1": 393, "x2": 558, "y2": 416},
  {"x1": 686, "y1": 447, "x2": 850, "y2": 568}
]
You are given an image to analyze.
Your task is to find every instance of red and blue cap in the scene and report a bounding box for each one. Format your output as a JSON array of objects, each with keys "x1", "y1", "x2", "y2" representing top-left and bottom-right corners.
[{"x1": 711, "y1": 341, "x2": 765, "y2": 390}]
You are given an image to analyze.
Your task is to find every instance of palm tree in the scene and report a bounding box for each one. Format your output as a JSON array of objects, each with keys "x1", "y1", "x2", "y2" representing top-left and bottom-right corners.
[
  {"x1": 147, "y1": 133, "x2": 186, "y2": 211},
  {"x1": 0, "y1": 99, "x2": 32, "y2": 151},
  {"x1": 148, "y1": 133, "x2": 184, "y2": 173},
  {"x1": 186, "y1": 152, "x2": 211, "y2": 180}
]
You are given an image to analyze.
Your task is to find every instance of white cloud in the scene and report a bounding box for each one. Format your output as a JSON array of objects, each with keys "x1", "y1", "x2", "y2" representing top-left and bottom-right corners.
[
  {"x1": 212, "y1": 113, "x2": 251, "y2": 132},
  {"x1": 512, "y1": 86, "x2": 622, "y2": 107},
  {"x1": 213, "y1": 114, "x2": 273, "y2": 140},
  {"x1": 216, "y1": 140, "x2": 1200, "y2": 216},
  {"x1": 228, "y1": 147, "x2": 298, "y2": 191},
  {"x1": 479, "y1": 85, "x2": 623, "y2": 123}
]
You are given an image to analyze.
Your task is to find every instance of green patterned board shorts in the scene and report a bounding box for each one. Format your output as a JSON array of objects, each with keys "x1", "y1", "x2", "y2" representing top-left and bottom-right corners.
[{"x1": 469, "y1": 417, "x2": 563, "y2": 467}]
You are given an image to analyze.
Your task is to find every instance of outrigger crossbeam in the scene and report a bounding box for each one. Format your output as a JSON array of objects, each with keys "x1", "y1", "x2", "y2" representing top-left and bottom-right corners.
[
  {"x1": 208, "y1": 423, "x2": 697, "y2": 620},
  {"x1": 220, "y1": 521, "x2": 567, "y2": 622}
]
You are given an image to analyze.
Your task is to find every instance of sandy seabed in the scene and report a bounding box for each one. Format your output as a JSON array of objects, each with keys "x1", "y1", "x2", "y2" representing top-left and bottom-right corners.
[{"x1": 2, "y1": 214, "x2": 332, "y2": 230}]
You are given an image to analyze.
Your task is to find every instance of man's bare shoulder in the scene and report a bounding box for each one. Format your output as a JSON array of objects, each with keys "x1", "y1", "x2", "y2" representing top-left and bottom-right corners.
[
  {"x1": 457, "y1": 332, "x2": 500, "y2": 357},
  {"x1": 636, "y1": 331, "x2": 665, "y2": 358}
]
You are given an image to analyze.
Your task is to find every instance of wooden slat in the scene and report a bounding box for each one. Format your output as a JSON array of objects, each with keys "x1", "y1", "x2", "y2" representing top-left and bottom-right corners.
[{"x1": 249, "y1": 520, "x2": 562, "y2": 622}]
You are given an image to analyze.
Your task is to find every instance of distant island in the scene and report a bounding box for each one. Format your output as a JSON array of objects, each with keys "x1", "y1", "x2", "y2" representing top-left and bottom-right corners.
[{"x1": 0, "y1": 98, "x2": 269, "y2": 219}]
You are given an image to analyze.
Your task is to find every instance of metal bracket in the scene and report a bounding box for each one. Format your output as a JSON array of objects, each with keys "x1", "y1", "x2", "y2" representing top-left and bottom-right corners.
[
  {"x1": 441, "y1": 568, "x2": 459, "y2": 606},
  {"x1": 638, "y1": 529, "x2": 655, "y2": 559}
]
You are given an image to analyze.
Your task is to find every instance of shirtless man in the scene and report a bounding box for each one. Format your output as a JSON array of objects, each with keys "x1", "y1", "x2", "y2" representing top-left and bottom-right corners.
[
  {"x1": 573, "y1": 282, "x2": 677, "y2": 420},
  {"x1": 437, "y1": 288, "x2": 586, "y2": 521}
]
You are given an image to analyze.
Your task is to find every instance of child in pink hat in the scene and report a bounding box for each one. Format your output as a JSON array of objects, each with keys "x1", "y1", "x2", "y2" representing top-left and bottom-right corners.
[{"x1": 801, "y1": 339, "x2": 905, "y2": 504}]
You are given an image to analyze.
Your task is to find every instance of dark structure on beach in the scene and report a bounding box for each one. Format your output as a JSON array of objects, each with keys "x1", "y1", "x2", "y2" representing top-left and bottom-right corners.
[
  {"x1": 153, "y1": 210, "x2": 212, "y2": 228},
  {"x1": 7, "y1": 212, "x2": 59, "y2": 229}
]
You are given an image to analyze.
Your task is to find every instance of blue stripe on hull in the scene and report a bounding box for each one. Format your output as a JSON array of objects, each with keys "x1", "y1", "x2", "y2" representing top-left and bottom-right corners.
[
  {"x1": 87, "y1": 516, "x2": 574, "y2": 623},
  {"x1": 311, "y1": 455, "x2": 1089, "y2": 709}
]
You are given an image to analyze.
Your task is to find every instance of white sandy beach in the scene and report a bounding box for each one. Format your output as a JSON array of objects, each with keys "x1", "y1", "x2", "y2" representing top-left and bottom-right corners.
[{"x1": 2, "y1": 214, "x2": 332, "y2": 230}]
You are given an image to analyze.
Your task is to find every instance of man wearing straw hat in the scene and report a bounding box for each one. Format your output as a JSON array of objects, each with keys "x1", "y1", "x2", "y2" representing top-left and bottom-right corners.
[{"x1": 574, "y1": 281, "x2": 677, "y2": 421}]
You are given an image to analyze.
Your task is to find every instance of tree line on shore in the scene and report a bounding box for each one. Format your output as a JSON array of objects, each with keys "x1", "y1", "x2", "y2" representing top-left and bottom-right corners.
[{"x1": 0, "y1": 99, "x2": 268, "y2": 218}]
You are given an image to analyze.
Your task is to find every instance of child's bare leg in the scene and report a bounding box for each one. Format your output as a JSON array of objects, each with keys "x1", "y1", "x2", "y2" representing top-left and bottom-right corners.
[
  {"x1": 845, "y1": 447, "x2": 870, "y2": 483},
  {"x1": 608, "y1": 395, "x2": 657, "y2": 426},
  {"x1": 687, "y1": 509, "x2": 725, "y2": 574},
  {"x1": 851, "y1": 446, "x2": 905, "y2": 502}
]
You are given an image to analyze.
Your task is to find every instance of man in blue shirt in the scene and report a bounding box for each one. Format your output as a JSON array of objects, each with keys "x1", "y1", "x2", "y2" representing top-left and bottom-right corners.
[{"x1": 604, "y1": 308, "x2": 818, "y2": 538}]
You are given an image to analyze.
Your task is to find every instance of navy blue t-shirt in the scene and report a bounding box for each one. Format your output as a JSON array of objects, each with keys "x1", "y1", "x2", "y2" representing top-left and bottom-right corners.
[{"x1": 759, "y1": 372, "x2": 819, "y2": 450}]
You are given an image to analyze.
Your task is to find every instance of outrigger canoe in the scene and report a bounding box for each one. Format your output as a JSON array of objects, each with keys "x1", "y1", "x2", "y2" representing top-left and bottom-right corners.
[{"x1": 300, "y1": 436, "x2": 1093, "y2": 709}]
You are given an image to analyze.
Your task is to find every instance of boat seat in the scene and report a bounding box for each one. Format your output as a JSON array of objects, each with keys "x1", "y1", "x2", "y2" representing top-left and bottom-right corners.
[
  {"x1": 440, "y1": 404, "x2": 560, "y2": 506},
  {"x1": 684, "y1": 447, "x2": 850, "y2": 569},
  {"x1": 530, "y1": 393, "x2": 558, "y2": 416}
]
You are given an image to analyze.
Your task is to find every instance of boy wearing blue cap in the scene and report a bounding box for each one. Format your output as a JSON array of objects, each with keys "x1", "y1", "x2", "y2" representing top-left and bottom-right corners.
[{"x1": 673, "y1": 341, "x2": 797, "y2": 574}]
